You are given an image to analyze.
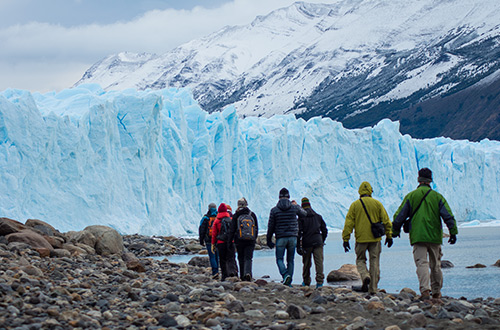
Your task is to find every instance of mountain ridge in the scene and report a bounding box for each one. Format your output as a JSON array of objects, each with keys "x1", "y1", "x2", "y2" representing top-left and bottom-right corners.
[{"x1": 75, "y1": 0, "x2": 500, "y2": 141}]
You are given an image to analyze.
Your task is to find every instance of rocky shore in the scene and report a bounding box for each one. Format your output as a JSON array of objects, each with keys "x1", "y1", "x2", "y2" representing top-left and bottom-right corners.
[{"x1": 1, "y1": 217, "x2": 500, "y2": 330}]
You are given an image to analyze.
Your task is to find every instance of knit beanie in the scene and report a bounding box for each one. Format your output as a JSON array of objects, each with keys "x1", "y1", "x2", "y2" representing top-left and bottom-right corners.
[
  {"x1": 418, "y1": 168, "x2": 433, "y2": 183},
  {"x1": 301, "y1": 197, "x2": 311, "y2": 208},
  {"x1": 218, "y1": 203, "x2": 227, "y2": 213},
  {"x1": 208, "y1": 202, "x2": 217, "y2": 210},
  {"x1": 279, "y1": 187, "x2": 290, "y2": 198},
  {"x1": 237, "y1": 197, "x2": 248, "y2": 208},
  {"x1": 225, "y1": 204, "x2": 232, "y2": 212}
]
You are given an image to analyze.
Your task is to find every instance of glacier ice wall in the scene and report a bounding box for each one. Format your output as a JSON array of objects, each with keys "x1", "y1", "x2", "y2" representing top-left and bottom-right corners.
[{"x1": 0, "y1": 84, "x2": 499, "y2": 235}]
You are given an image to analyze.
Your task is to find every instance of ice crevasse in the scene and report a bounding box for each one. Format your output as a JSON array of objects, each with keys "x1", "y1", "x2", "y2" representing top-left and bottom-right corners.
[{"x1": 0, "y1": 84, "x2": 498, "y2": 235}]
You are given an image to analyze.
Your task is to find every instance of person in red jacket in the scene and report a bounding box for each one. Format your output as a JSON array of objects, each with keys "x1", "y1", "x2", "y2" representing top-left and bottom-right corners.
[{"x1": 211, "y1": 203, "x2": 238, "y2": 281}]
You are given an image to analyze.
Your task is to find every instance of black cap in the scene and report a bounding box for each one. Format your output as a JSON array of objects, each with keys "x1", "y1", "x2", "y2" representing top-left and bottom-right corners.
[
  {"x1": 418, "y1": 168, "x2": 432, "y2": 183},
  {"x1": 279, "y1": 188, "x2": 290, "y2": 198}
]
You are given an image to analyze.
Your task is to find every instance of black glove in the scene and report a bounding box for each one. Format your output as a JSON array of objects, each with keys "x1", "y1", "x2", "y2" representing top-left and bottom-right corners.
[
  {"x1": 296, "y1": 246, "x2": 304, "y2": 256},
  {"x1": 200, "y1": 239, "x2": 204, "y2": 246},
  {"x1": 343, "y1": 241, "x2": 350, "y2": 253},
  {"x1": 385, "y1": 238, "x2": 393, "y2": 248},
  {"x1": 392, "y1": 231, "x2": 400, "y2": 238},
  {"x1": 267, "y1": 241, "x2": 275, "y2": 249},
  {"x1": 448, "y1": 234, "x2": 457, "y2": 245}
]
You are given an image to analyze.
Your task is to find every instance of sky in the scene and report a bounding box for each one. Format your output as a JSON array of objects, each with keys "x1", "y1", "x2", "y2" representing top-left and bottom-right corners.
[{"x1": 0, "y1": 0, "x2": 338, "y2": 93}]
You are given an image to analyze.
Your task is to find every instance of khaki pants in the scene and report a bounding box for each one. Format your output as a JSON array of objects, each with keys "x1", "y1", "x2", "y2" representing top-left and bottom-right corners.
[
  {"x1": 355, "y1": 241, "x2": 381, "y2": 294},
  {"x1": 413, "y1": 242, "x2": 443, "y2": 295},
  {"x1": 302, "y1": 245, "x2": 324, "y2": 285}
]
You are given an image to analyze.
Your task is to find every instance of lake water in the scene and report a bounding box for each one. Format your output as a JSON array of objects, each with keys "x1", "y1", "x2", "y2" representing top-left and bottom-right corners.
[{"x1": 165, "y1": 225, "x2": 500, "y2": 299}]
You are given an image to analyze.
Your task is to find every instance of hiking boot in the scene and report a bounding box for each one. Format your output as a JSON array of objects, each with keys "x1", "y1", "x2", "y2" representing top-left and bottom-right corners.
[
  {"x1": 212, "y1": 273, "x2": 220, "y2": 280},
  {"x1": 432, "y1": 292, "x2": 441, "y2": 299},
  {"x1": 243, "y1": 274, "x2": 252, "y2": 282},
  {"x1": 361, "y1": 277, "x2": 370, "y2": 292},
  {"x1": 418, "y1": 290, "x2": 431, "y2": 301},
  {"x1": 283, "y1": 275, "x2": 292, "y2": 286},
  {"x1": 316, "y1": 283, "x2": 323, "y2": 289},
  {"x1": 301, "y1": 282, "x2": 308, "y2": 287}
]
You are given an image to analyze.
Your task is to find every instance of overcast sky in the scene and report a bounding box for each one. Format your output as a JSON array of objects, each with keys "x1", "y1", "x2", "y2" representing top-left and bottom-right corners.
[{"x1": 0, "y1": 0, "x2": 336, "y2": 93}]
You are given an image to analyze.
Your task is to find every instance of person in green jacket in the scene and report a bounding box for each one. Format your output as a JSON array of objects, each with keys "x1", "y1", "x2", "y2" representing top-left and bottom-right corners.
[
  {"x1": 342, "y1": 181, "x2": 393, "y2": 294},
  {"x1": 393, "y1": 168, "x2": 458, "y2": 300}
]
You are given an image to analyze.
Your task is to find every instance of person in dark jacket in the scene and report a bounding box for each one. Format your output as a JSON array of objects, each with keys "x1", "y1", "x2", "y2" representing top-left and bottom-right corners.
[
  {"x1": 297, "y1": 197, "x2": 328, "y2": 289},
  {"x1": 230, "y1": 197, "x2": 258, "y2": 281},
  {"x1": 198, "y1": 202, "x2": 219, "y2": 277},
  {"x1": 393, "y1": 168, "x2": 458, "y2": 300},
  {"x1": 267, "y1": 187, "x2": 307, "y2": 286}
]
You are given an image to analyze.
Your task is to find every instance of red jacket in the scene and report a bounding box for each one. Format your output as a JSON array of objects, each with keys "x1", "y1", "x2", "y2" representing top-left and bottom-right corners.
[{"x1": 212, "y1": 211, "x2": 231, "y2": 244}]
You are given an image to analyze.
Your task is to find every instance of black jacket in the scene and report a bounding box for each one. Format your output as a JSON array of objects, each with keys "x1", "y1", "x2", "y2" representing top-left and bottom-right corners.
[
  {"x1": 298, "y1": 207, "x2": 328, "y2": 248},
  {"x1": 198, "y1": 208, "x2": 218, "y2": 245},
  {"x1": 230, "y1": 206, "x2": 258, "y2": 244},
  {"x1": 267, "y1": 198, "x2": 307, "y2": 241}
]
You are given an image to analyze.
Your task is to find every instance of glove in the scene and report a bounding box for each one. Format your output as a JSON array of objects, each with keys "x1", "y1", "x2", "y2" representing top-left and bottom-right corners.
[
  {"x1": 385, "y1": 238, "x2": 393, "y2": 248},
  {"x1": 200, "y1": 239, "x2": 204, "y2": 246},
  {"x1": 448, "y1": 234, "x2": 457, "y2": 245},
  {"x1": 211, "y1": 244, "x2": 216, "y2": 254},
  {"x1": 343, "y1": 241, "x2": 350, "y2": 253},
  {"x1": 296, "y1": 246, "x2": 304, "y2": 256},
  {"x1": 267, "y1": 241, "x2": 275, "y2": 249},
  {"x1": 392, "y1": 231, "x2": 400, "y2": 238}
]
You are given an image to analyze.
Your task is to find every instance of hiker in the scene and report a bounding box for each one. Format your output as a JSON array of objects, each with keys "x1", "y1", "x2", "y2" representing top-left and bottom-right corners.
[
  {"x1": 198, "y1": 202, "x2": 219, "y2": 277},
  {"x1": 211, "y1": 203, "x2": 238, "y2": 281},
  {"x1": 230, "y1": 197, "x2": 258, "y2": 281},
  {"x1": 392, "y1": 168, "x2": 458, "y2": 300},
  {"x1": 224, "y1": 203, "x2": 239, "y2": 277},
  {"x1": 267, "y1": 188, "x2": 307, "y2": 286},
  {"x1": 297, "y1": 197, "x2": 328, "y2": 289},
  {"x1": 342, "y1": 181, "x2": 393, "y2": 294}
]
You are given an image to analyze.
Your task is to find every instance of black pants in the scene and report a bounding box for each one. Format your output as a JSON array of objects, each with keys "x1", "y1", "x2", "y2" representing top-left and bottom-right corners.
[
  {"x1": 236, "y1": 241, "x2": 255, "y2": 279},
  {"x1": 217, "y1": 242, "x2": 238, "y2": 280}
]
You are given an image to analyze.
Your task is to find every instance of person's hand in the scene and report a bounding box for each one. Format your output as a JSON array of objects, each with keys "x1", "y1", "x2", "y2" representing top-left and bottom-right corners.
[
  {"x1": 200, "y1": 239, "x2": 204, "y2": 246},
  {"x1": 448, "y1": 234, "x2": 457, "y2": 245},
  {"x1": 211, "y1": 244, "x2": 216, "y2": 254},
  {"x1": 291, "y1": 200, "x2": 297, "y2": 206},
  {"x1": 296, "y1": 246, "x2": 304, "y2": 256},
  {"x1": 385, "y1": 237, "x2": 393, "y2": 248},
  {"x1": 267, "y1": 241, "x2": 275, "y2": 249},
  {"x1": 392, "y1": 231, "x2": 400, "y2": 238},
  {"x1": 343, "y1": 241, "x2": 350, "y2": 253}
]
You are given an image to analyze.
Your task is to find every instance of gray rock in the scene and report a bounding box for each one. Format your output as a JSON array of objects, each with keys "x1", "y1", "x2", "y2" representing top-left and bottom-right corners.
[
  {"x1": 437, "y1": 308, "x2": 453, "y2": 319},
  {"x1": 441, "y1": 260, "x2": 454, "y2": 268},
  {"x1": 188, "y1": 256, "x2": 210, "y2": 267},
  {"x1": 311, "y1": 294, "x2": 328, "y2": 304},
  {"x1": 83, "y1": 225, "x2": 124, "y2": 255},
  {"x1": 286, "y1": 304, "x2": 307, "y2": 319},
  {"x1": 410, "y1": 313, "x2": 427, "y2": 327},
  {"x1": 157, "y1": 313, "x2": 177, "y2": 327},
  {"x1": 327, "y1": 264, "x2": 360, "y2": 282},
  {"x1": 227, "y1": 300, "x2": 245, "y2": 313}
]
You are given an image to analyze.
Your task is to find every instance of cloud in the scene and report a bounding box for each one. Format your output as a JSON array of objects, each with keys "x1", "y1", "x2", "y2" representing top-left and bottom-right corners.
[{"x1": 0, "y1": 0, "x2": 330, "y2": 92}]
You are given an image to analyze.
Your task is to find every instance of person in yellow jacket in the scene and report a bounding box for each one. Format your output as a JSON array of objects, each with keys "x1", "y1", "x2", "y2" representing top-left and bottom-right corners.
[{"x1": 342, "y1": 181, "x2": 393, "y2": 294}]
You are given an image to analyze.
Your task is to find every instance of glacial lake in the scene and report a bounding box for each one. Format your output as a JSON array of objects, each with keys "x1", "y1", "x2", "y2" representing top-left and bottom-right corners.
[{"x1": 164, "y1": 225, "x2": 500, "y2": 299}]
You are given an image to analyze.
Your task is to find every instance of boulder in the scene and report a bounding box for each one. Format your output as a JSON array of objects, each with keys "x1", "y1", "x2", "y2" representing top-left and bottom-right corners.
[
  {"x1": 62, "y1": 243, "x2": 88, "y2": 255},
  {"x1": 66, "y1": 230, "x2": 97, "y2": 248},
  {"x1": 25, "y1": 219, "x2": 59, "y2": 237},
  {"x1": 327, "y1": 264, "x2": 360, "y2": 282},
  {"x1": 6, "y1": 229, "x2": 53, "y2": 251},
  {"x1": 44, "y1": 236, "x2": 64, "y2": 249},
  {"x1": 466, "y1": 263, "x2": 487, "y2": 268},
  {"x1": 0, "y1": 218, "x2": 26, "y2": 236},
  {"x1": 493, "y1": 260, "x2": 500, "y2": 267},
  {"x1": 441, "y1": 260, "x2": 454, "y2": 268},
  {"x1": 188, "y1": 256, "x2": 210, "y2": 268},
  {"x1": 83, "y1": 225, "x2": 123, "y2": 256},
  {"x1": 50, "y1": 249, "x2": 72, "y2": 258}
]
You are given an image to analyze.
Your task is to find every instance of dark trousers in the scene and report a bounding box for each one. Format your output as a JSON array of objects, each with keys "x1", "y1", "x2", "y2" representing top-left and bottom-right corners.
[
  {"x1": 302, "y1": 245, "x2": 324, "y2": 285},
  {"x1": 236, "y1": 241, "x2": 255, "y2": 279},
  {"x1": 217, "y1": 242, "x2": 238, "y2": 280}
]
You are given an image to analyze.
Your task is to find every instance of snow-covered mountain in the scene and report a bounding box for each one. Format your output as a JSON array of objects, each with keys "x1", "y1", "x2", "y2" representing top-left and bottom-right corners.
[
  {"x1": 75, "y1": 0, "x2": 500, "y2": 141},
  {"x1": 1, "y1": 85, "x2": 499, "y2": 235}
]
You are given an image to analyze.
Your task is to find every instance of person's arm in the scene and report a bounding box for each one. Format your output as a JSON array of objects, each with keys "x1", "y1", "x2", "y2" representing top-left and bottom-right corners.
[
  {"x1": 342, "y1": 203, "x2": 355, "y2": 242},
  {"x1": 211, "y1": 219, "x2": 219, "y2": 245},
  {"x1": 319, "y1": 215, "x2": 328, "y2": 243},
  {"x1": 266, "y1": 210, "x2": 276, "y2": 248},
  {"x1": 199, "y1": 216, "x2": 207, "y2": 245},
  {"x1": 380, "y1": 205, "x2": 392, "y2": 239},
  {"x1": 439, "y1": 196, "x2": 458, "y2": 235},
  {"x1": 392, "y1": 197, "x2": 411, "y2": 237}
]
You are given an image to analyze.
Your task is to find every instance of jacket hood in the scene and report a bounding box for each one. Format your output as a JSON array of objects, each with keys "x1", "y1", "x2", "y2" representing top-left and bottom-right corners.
[
  {"x1": 208, "y1": 208, "x2": 217, "y2": 217},
  {"x1": 358, "y1": 181, "x2": 373, "y2": 197},
  {"x1": 277, "y1": 198, "x2": 292, "y2": 211}
]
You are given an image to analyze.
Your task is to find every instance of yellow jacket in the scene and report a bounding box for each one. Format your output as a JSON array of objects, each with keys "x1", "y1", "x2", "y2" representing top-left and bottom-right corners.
[{"x1": 342, "y1": 181, "x2": 392, "y2": 243}]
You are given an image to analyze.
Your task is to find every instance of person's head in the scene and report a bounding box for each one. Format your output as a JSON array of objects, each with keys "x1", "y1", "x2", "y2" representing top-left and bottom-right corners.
[
  {"x1": 418, "y1": 168, "x2": 433, "y2": 184},
  {"x1": 225, "y1": 203, "x2": 232, "y2": 213},
  {"x1": 301, "y1": 197, "x2": 311, "y2": 208},
  {"x1": 237, "y1": 197, "x2": 248, "y2": 209},
  {"x1": 279, "y1": 187, "x2": 290, "y2": 199},
  {"x1": 218, "y1": 203, "x2": 227, "y2": 213},
  {"x1": 208, "y1": 202, "x2": 217, "y2": 211},
  {"x1": 358, "y1": 181, "x2": 373, "y2": 197}
]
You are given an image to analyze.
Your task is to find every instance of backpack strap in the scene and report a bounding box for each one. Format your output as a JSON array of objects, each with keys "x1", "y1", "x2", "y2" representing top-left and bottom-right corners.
[
  {"x1": 359, "y1": 198, "x2": 374, "y2": 224},
  {"x1": 409, "y1": 188, "x2": 432, "y2": 221}
]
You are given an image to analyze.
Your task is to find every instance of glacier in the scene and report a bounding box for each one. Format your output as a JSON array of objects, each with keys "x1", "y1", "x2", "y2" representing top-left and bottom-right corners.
[{"x1": 0, "y1": 84, "x2": 499, "y2": 236}]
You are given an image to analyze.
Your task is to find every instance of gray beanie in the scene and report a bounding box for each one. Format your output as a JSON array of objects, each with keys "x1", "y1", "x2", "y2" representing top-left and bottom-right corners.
[
  {"x1": 208, "y1": 202, "x2": 217, "y2": 210},
  {"x1": 237, "y1": 197, "x2": 248, "y2": 208}
]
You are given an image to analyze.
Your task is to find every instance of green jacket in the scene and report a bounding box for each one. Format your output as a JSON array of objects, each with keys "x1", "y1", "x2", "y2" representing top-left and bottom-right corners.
[
  {"x1": 393, "y1": 184, "x2": 458, "y2": 245},
  {"x1": 342, "y1": 182, "x2": 392, "y2": 243}
]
